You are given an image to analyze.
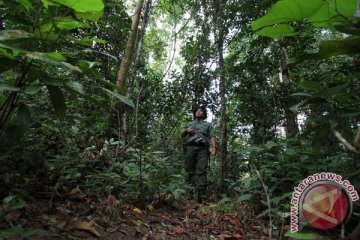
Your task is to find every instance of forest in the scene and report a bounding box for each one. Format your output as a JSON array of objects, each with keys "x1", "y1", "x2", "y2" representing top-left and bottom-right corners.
[{"x1": 0, "y1": 0, "x2": 359, "y2": 239}]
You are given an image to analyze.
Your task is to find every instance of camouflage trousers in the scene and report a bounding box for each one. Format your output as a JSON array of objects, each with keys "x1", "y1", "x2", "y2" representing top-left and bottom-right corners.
[{"x1": 184, "y1": 145, "x2": 209, "y2": 190}]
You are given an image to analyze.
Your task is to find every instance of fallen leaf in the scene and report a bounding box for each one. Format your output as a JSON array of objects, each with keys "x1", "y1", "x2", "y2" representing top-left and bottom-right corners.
[
  {"x1": 218, "y1": 233, "x2": 242, "y2": 240},
  {"x1": 70, "y1": 217, "x2": 101, "y2": 237},
  {"x1": 106, "y1": 194, "x2": 118, "y2": 206},
  {"x1": 70, "y1": 186, "x2": 82, "y2": 195},
  {"x1": 173, "y1": 226, "x2": 184, "y2": 234},
  {"x1": 229, "y1": 219, "x2": 238, "y2": 226},
  {"x1": 106, "y1": 227, "x2": 118, "y2": 233},
  {"x1": 146, "y1": 204, "x2": 155, "y2": 212},
  {"x1": 133, "y1": 207, "x2": 142, "y2": 214},
  {"x1": 69, "y1": 186, "x2": 86, "y2": 199}
]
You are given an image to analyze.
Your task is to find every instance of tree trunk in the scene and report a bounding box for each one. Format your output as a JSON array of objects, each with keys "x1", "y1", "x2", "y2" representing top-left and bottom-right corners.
[
  {"x1": 279, "y1": 47, "x2": 299, "y2": 137},
  {"x1": 113, "y1": 0, "x2": 144, "y2": 144},
  {"x1": 133, "y1": 0, "x2": 152, "y2": 70},
  {"x1": 215, "y1": 0, "x2": 228, "y2": 182},
  {"x1": 115, "y1": 0, "x2": 144, "y2": 92}
]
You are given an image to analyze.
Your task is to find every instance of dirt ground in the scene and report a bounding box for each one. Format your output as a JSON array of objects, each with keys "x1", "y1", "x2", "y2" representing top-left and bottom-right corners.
[{"x1": 1, "y1": 192, "x2": 276, "y2": 240}]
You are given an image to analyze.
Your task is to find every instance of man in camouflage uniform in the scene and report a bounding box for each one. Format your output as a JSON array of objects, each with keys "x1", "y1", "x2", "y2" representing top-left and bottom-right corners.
[{"x1": 181, "y1": 106, "x2": 216, "y2": 203}]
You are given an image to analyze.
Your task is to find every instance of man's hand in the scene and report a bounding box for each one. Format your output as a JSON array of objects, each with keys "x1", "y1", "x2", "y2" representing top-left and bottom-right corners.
[
  {"x1": 186, "y1": 128, "x2": 195, "y2": 134},
  {"x1": 181, "y1": 128, "x2": 195, "y2": 138},
  {"x1": 210, "y1": 146, "x2": 216, "y2": 156}
]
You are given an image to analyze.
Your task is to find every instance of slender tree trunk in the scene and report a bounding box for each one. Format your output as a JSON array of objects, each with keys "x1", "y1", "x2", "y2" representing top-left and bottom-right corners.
[
  {"x1": 215, "y1": 0, "x2": 228, "y2": 182},
  {"x1": 279, "y1": 47, "x2": 299, "y2": 137},
  {"x1": 113, "y1": 0, "x2": 144, "y2": 144},
  {"x1": 219, "y1": 37, "x2": 228, "y2": 181},
  {"x1": 134, "y1": 0, "x2": 152, "y2": 70},
  {"x1": 115, "y1": 0, "x2": 144, "y2": 91}
]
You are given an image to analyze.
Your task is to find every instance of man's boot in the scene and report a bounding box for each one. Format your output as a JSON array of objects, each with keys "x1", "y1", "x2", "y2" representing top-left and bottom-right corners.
[{"x1": 197, "y1": 189, "x2": 205, "y2": 204}]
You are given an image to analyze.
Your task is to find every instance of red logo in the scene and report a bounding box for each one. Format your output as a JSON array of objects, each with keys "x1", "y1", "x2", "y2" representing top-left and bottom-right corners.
[{"x1": 300, "y1": 183, "x2": 350, "y2": 229}]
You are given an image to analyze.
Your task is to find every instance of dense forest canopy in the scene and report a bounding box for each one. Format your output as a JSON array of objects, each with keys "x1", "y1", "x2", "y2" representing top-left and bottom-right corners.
[{"x1": 0, "y1": 0, "x2": 359, "y2": 239}]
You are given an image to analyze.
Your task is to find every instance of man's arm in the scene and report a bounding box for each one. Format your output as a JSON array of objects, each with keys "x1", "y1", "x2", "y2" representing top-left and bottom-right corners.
[
  {"x1": 181, "y1": 128, "x2": 194, "y2": 137},
  {"x1": 210, "y1": 136, "x2": 216, "y2": 155}
]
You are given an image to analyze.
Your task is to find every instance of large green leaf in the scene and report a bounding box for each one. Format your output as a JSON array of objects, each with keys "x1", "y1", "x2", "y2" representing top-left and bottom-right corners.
[
  {"x1": 41, "y1": 0, "x2": 61, "y2": 8},
  {"x1": 299, "y1": 81, "x2": 322, "y2": 91},
  {"x1": 252, "y1": 0, "x2": 357, "y2": 38},
  {"x1": 78, "y1": 60, "x2": 99, "y2": 71},
  {"x1": 316, "y1": 84, "x2": 348, "y2": 99},
  {"x1": 56, "y1": 17, "x2": 88, "y2": 30},
  {"x1": 75, "y1": 11, "x2": 103, "y2": 21},
  {"x1": 64, "y1": 81, "x2": 84, "y2": 94},
  {"x1": 284, "y1": 231, "x2": 321, "y2": 239},
  {"x1": 252, "y1": 0, "x2": 324, "y2": 30},
  {"x1": 236, "y1": 194, "x2": 252, "y2": 203},
  {"x1": 47, "y1": 85, "x2": 66, "y2": 120},
  {"x1": 51, "y1": 0, "x2": 104, "y2": 13},
  {"x1": 311, "y1": 37, "x2": 360, "y2": 59},
  {"x1": 309, "y1": 0, "x2": 357, "y2": 27},
  {"x1": 256, "y1": 24, "x2": 297, "y2": 38},
  {"x1": 102, "y1": 88, "x2": 135, "y2": 108},
  {"x1": 0, "y1": 84, "x2": 20, "y2": 92},
  {"x1": 25, "y1": 52, "x2": 82, "y2": 72},
  {"x1": 17, "y1": 104, "x2": 31, "y2": 127},
  {"x1": 23, "y1": 85, "x2": 42, "y2": 95},
  {"x1": 16, "y1": 0, "x2": 34, "y2": 11},
  {"x1": 0, "y1": 30, "x2": 33, "y2": 41}
]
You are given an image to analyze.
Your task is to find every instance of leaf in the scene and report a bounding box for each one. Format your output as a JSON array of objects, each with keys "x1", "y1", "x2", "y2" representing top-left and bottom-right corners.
[
  {"x1": 70, "y1": 218, "x2": 100, "y2": 237},
  {"x1": 265, "y1": 140, "x2": 277, "y2": 149},
  {"x1": 340, "y1": 112, "x2": 360, "y2": 118},
  {"x1": 41, "y1": 0, "x2": 61, "y2": 8},
  {"x1": 252, "y1": 0, "x2": 324, "y2": 30},
  {"x1": 76, "y1": 11, "x2": 104, "y2": 21},
  {"x1": 0, "y1": 30, "x2": 33, "y2": 41},
  {"x1": 64, "y1": 81, "x2": 84, "y2": 94},
  {"x1": 24, "y1": 85, "x2": 41, "y2": 95},
  {"x1": 56, "y1": 16, "x2": 88, "y2": 30},
  {"x1": 256, "y1": 24, "x2": 297, "y2": 39},
  {"x1": 106, "y1": 194, "x2": 118, "y2": 206},
  {"x1": 78, "y1": 60, "x2": 99, "y2": 71},
  {"x1": 47, "y1": 85, "x2": 66, "y2": 120},
  {"x1": 291, "y1": 92, "x2": 312, "y2": 97},
  {"x1": 46, "y1": 52, "x2": 67, "y2": 61},
  {"x1": 236, "y1": 194, "x2": 252, "y2": 203},
  {"x1": 309, "y1": 0, "x2": 357, "y2": 27},
  {"x1": 3, "y1": 195, "x2": 16, "y2": 204},
  {"x1": 252, "y1": 0, "x2": 357, "y2": 38},
  {"x1": 51, "y1": 0, "x2": 104, "y2": 13},
  {"x1": 146, "y1": 204, "x2": 155, "y2": 212},
  {"x1": 133, "y1": 208, "x2": 142, "y2": 214},
  {"x1": 25, "y1": 52, "x2": 82, "y2": 72},
  {"x1": 77, "y1": 48, "x2": 117, "y2": 61},
  {"x1": 316, "y1": 37, "x2": 360, "y2": 58},
  {"x1": 16, "y1": 0, "x2": 34, "y2": 11},
  {"x1": 284, "y1": 230, "x2": 322, "y2": 239},
  {"x1": 317, "y1": 84, "x2": 348, "y2": 99},
  {"x1": 0, "y1": 84, "x2": 20, "y2": 92},
  {"x1": 17, "y1": 104, "x2": 31, "y2": 127},
  {"x1": 0, "y1": 226, "x2": 37, "y2": 239},
  {"x1": 102, "y1": 88, "x2": 135, "y2": 108},
  {"x1": 299, "y1": 81, "x2": 322, "y2": 90},
  {"x1": 76, "y1": 36, "x2": 106, "y2": 46},
  {"x1": 289, "y1": 101, "x2": 306, "y2": 113}
]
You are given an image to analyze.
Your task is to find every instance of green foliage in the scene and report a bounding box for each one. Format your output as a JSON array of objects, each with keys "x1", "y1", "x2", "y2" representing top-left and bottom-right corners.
[
  {"x1": 252, "y1": 0, "x2": 357, "y2": 36},
  {"x1": 0, "y1": 225, "x2": 37, "y2": 240},
  {"x1": 0, "y1": 0, "x2": 134, "y2": 142}
]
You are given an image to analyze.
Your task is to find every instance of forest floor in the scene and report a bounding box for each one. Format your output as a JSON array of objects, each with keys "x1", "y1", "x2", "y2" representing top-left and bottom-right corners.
[{"x1": 0, "y1": 191, "x2": 278, "y2": 240}]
